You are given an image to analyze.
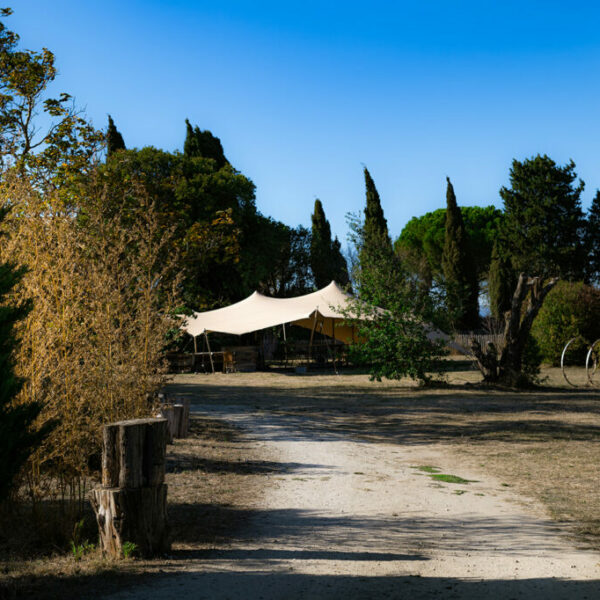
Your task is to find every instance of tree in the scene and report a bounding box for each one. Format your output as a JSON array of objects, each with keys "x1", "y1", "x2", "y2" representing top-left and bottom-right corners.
[
  {"x1": 587, "y1": 190, "x2": 600, "y2": 283},
  {"x1": 442, "y1": 177, "x2": 479, "y2": 330},
  {"x1": 362, "y1": 166, "x2": 392, "y2": 256},
  {"x1": 345, "y1": 215, "x2": 445, "y2": 383},
  {"x1": 310, "y1": 199, "x2": 350, "y2": 288},
  {"x1": 183, "y1": 118, "x2": 227, "y2": 168},
  {"x1": 0, "y1": 206, "x2": 52, "y2": 502},
  {"x1": 488, "y1": 238, "x2": 516, "y2": 320},
  {"x1": 0, "y1": 9, "x2": 103, "y2": 186},
  {"x1": 499, "y1": 155, "x2": 587, "y2": 281},
  {"x1": 106, "y1": 114, "x2": 125, "y2": 157},
  {"x1": 531, "y1": 281, "x2": 600, "y2": 366},
  {"x1": 395, "y1": 205, "x2": 501, "y2": 294},
  {"x1": 471, "y1": 274, "x2": 558, "y2": 387}
]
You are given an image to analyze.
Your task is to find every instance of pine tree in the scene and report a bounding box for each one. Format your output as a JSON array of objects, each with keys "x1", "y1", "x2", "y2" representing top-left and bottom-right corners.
[
  {"x1": 183, "y1": 119, "x2": 227, "y2": 168},
  {"x1": 0, "y1": 208, "x2": 52, "y2": 502},
  {"x1": 362, "y1": 166, "x2": 391, "y2": 253},
  {"x1": 106, "y1": 115, "x2": 125, "y2": 157},
  {"x1": 442, "y1": 177, "x2": 479, "y2": 330},
  {"x1": 499, "y1": 155, "x2": 586, "y2": 280},
  {"x1": 587, "y1": 190, "x2": 600, "y2": 283}
]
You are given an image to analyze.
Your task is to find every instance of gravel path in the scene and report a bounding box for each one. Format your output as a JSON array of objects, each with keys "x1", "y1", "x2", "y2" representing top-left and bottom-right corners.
[{"x1": 104, "y1": 404, "x2": 600, "y2": 599}]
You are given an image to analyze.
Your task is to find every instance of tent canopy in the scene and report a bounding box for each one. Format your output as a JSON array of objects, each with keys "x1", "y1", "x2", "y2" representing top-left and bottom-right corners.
[
  {"x1": 182, "y1": 281, "x2": 360, "y2": 343},
  {"x1": 181, "y1": 280, "x2": 467, "y2": 353}
]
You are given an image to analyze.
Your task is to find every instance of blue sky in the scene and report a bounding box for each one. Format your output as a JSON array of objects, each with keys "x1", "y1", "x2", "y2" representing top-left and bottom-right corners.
[{"x1": 14, "y1": 1, "x2": 600, "y2": 242}]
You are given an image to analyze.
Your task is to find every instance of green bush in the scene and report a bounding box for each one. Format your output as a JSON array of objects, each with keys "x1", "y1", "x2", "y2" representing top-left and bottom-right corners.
[{"x1": 531, "y1": 281, "x2": 600, "y2": 366}]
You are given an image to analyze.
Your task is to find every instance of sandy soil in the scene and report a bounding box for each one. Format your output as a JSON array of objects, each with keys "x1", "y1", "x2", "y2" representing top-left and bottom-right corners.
[{"x1": 102, "y1": 374, "x2": 600, "y2": 600}]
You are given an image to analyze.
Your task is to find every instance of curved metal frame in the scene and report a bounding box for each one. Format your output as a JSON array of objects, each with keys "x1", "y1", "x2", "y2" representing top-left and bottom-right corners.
[
  {"x1": 585, "y1": 338, "x2": 600, "y2": 387},
  {"x1": 561, "y1": 336, "x2": 586, "y2": 388}
]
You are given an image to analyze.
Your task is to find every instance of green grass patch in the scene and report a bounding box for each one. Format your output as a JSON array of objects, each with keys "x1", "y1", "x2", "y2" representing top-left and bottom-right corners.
[
  {"x1": 412, "y1": 465, "x2": 441, "y2": 473},
  {"x1": 430, "y1": 474, "x2": 474, "y2": 484}
]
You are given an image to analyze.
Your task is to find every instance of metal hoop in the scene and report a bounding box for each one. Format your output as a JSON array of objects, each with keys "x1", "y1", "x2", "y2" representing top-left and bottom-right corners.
[
  {"x1": 561, "y1": 336, "x2": 586, "y2": 388},
  {"x1": 585, "y1": 338, "x2": 600, "y2": 387}
]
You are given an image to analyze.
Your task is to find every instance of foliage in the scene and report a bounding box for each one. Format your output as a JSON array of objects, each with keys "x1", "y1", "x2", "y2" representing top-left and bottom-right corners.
[
  {"x1": 395, "y1": 205, "x2": 501, "y2": 292},
  {"x1": 498, "y1": 155, "x2": 587, "y2": 281},
  {"x1": 346, "y1": 215, "x2": 446, "y2": 384},
  {"x1": 310, "y1": 199, "x2": 349, "y2": 288},
  {"x1": 106, "y1": 115, "x2": 125, "y2": 157},
  {"x1": 488, "y1": 238, "x2": 516, "y2": 320},
  {"x1": 0, "y1": 206, "x2": 53, "y2": 503},
  {"x1": 0, "y1": 173, "x2": 180, "y2": 508},
  {"x1": 263, "y1": 224, "x2": 313, "y2": 297},
  {"x1": 587, "y1": 190, "x2": 600, "y2": 284},
  {"x1": 442, "y1": 177, "x2": 479, "y2": 330},
  {"x1": 361, "y1": 167, "x2": 392, "y2": 261},
  {"x1": 122, "y1": 541, "x2": 138, "y2": 559},
  {"x1": 0, "y1": 9, "x2": 104, "y2": 186},
  {"x1": 531, "y1": 281, "x2": 600, "y2": 365},
  {"x1": 183, "y1": 118, "x2": 227, "y2": 168}
]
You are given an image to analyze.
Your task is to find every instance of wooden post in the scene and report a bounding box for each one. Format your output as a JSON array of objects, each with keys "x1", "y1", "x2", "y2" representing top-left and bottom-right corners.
[
  {"x1": 308, "y1": 311, "x2": 318, "y2": 367},
  {"x1": 204, "y1": 331, "x2": 215, "y2": 374},
  {"x1": 90, "y1": 418, "x2": 170, "y2": 559}
]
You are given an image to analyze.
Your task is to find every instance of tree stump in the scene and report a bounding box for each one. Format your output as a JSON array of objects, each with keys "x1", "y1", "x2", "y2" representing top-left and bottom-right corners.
[{"x1": 90, "y1": 418, "x2": 170, "y2": 558}]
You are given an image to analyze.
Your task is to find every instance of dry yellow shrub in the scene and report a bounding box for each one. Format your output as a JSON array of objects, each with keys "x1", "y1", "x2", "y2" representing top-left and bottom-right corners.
[{"x1": 0, "y1": 173, "x2": 180, "y2": 504}]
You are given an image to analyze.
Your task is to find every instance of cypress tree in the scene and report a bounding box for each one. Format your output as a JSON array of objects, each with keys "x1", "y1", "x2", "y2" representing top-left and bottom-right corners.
[
  {"x1": 488, "y1": 239, "x2": 516, "y2": 321},
  {"x1": 363, "y1": 166, "x2": 392, "y2": 253},
  {"x1": 442, "y1": 177, "x2": 479, "y2": 330},
  {"x1": 331, "y1": 236, "x2": 350, "y2": 287},
  {"x1": 106, "y1": 115, "x2": 125, "y2": 157},
  {"x1": 183, "y1": 119, "x2": 227, "y2": 168},
  {"x1": 0, "y1": 208, "x2": 52, "y2": 502},
  {"x1": 310, "y1": 200, "x2": 350, "y2": 289},
  {"x1": 587, "y1": 190, "x2": 600, "y2": 284},
  {"x1": 310, "y1": 199, "x2": 334, "y2": 288}
]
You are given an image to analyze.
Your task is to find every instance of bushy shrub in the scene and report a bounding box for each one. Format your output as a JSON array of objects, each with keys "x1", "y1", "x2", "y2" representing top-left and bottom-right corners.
[{"x1": 531, "y1": 281, "x2": 600, "y2": 365}]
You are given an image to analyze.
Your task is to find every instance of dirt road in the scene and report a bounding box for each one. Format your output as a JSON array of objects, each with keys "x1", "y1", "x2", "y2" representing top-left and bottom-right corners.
[{"x1": 103, "y1": 399, "x2": 600, "y2": 599}]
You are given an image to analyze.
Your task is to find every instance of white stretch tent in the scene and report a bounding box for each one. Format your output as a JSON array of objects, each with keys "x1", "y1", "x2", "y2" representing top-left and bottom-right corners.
[
  {"x1": 181, "y1": 280, "x2": 466, "y2": 353},
  {"x1": 182, "y1": 281, "x2": 360, "y2": 344}
]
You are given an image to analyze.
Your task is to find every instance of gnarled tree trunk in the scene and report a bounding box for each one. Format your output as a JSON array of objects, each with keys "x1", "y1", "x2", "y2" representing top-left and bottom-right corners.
[{"x1": 471, "y1": 273, "x2": 558, "y2": 386}]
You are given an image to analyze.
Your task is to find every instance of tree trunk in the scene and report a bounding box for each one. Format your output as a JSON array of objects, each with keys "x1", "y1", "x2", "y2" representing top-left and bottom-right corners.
[
  {"x1": 471, "y1": 274, "x2": 558, "y2": 386},
  {"x1": 91, "y1": 418, "x2": 170, "y2": 558},
  {"x1": 90, "y1": 484, "x2": 169, "y2": 558}
]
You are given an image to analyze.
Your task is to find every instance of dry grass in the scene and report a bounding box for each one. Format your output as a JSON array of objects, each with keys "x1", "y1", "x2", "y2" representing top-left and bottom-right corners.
[{"x1": 0, "y1": 416, "x2": 271, "y2": 600}]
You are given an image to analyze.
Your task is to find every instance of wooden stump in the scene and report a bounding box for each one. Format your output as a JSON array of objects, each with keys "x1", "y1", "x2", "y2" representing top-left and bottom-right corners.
[
  {"x1": 90, "y1": 484, "x2": 169, "y2": 558},
  {"x1": 91, "y1": 418, "x2": 171, "y2": 559},
  {"x1": 102, "y1": 418, "x2": 167, "y2": 488}
]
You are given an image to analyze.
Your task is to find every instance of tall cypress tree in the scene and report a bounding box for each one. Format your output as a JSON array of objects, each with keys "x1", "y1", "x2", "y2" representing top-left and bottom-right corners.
[
  {"x1": 183, "y1": 119, "x2": 227, "y2": 168},
  {"x1": 442, "y1": 177, "x2": 479, "y2": 330},
  {"x1": 106, "y1": 115, "x2": 125, "y2": 157},
  {"x1": 587, "y1": 190, "x2": 600, "y2": 284},
  {"x1": 488, "y1": 238, "x2": 516, "y2": 321},
  {"x1": 310, "y1": 200, "x2": 350, "y2": 288},
  {"x1": 363, "y1": 166, "x2": 391, "y2": 253},
  {"x1": 0, "y1": 208, "x2": 52, "y2": 502},
  {"x1": 331, "y1": 236, "x2": 350, "y2": 287}
]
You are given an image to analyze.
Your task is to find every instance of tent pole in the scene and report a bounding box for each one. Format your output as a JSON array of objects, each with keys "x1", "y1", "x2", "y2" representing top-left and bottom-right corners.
[
  {"x1": 308, "y1": 312, "x2": 318, "y2": 368},
  {"x1": 193, "y1": 335, "x2": 198, "y2": 372},
  {"x1": 204, "y1": 331, "x2": 215, "y2": 374},
  {"x1": 332, "y1": 318, "x2": 338, "y2": 375},
  {"x1": 282, "y1": 323, "x2": 288, "y2": 367}
]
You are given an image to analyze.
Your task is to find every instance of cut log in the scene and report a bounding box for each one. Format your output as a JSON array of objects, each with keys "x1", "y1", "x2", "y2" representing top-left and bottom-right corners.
[
  {"x1": 172, "y1": 404, "x2": 184, "y2": 438},
  {"x1": 173, "y1": 400, "x2": 190, "y2": 438},
  {"x1": 90, "y1": 485, "x2": 170, "y2": 558},
  {"x1": 158, "y1": 405, "x2": 175, "y2": 444},
  {"x1": 102, "y1": 419, "x2": 168, "y2": 488}
]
